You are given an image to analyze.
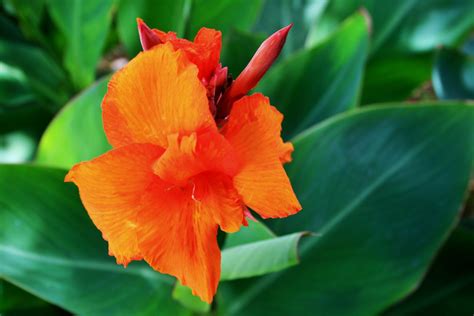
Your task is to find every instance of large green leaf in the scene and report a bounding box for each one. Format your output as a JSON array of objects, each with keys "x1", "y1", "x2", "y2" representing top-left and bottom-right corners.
[
  {"x1": 311, "y1": 0, "x2": 473, "y2": 104},
  {"x1": 432, "y1": 48, "x2": 474, "y2": 100},
  {"x1": 0, "y1": 165, "x2": 189, "y2": 316},
  {"x1": 36, "y1": 76, "x2": 111, "y2": 169},
  {"x1": 257, "y1": 11, "x2": 369, "y2": 137},
  {"x1": 187, "y1": 0, "x2": 264, "y2": 38},
  {"x1": 384, "y1": 225, "x2": 474, "y2": 315},
  {"x1": 47, "y1": 0, "x2": 115, "y2": 89},
  {"x1": 382, "y1": 0, "x2": 474, "y2": 54},
  {"x1": 313, "y1": 0, "x2": 474, "y2": 54},
  {"x1": 220, "y1": 103, "x2": 474, "y2": 315},
  {"x1": 117, "y1": 0, "x2": 189, "y2": 56}
]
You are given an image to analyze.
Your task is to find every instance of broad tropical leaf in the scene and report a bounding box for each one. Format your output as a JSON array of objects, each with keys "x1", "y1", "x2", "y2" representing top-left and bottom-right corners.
[
  {"x1": 0, "y1": 165, "x2": 188, "y2": 316},
  {"x1": 220, "y1": 103, "x2": 474, "y2": 315}
]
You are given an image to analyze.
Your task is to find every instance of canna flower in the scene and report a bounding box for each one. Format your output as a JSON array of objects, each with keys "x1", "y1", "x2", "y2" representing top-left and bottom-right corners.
[{"x1": 65, "y1": 20, "x2": 301, "y2": 303}]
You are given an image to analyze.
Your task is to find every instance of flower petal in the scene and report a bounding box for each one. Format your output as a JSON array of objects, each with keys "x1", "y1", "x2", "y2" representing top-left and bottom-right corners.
[
  {"x1": 151, "y1": 26, "x2": 221, "y2": 81},
  {"x1": 222, "y1": 93, "x2": 302, "y2": 218},
  {"x1": 137, "y1": 173, "x2": 244, "y2": 303},
  {"x1": 153, "y1": 130, "x2": 240, "y2": 185},
  {"x1": 65, "y1": 144, "x2": 164, "y2": 266},
  {"x1": 194, "y1": 174, "x2": 245, "y2": 233},
  {"x1": 192, "y1": 28, "x2": 222, "y2": 81},
  {"x1": 102, "y1": 43, "x2": 216, "y2": 148}
]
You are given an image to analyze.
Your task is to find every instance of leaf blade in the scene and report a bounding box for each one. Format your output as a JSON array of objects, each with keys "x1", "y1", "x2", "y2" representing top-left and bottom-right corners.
[
  {"x1": 221, "y1": 232, "x2": 307, "y2": 281},
  {"x1": 220, "y1": 103, "x2": 474, "y2": 315},
  {"x1": 0, "y1": 165, "x2": 188, "y2": 316}
]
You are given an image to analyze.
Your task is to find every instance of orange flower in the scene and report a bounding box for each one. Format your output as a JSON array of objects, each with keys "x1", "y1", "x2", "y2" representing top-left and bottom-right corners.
[{"x1": 65, "y1": 21, "x2": 301, "y2": 303}]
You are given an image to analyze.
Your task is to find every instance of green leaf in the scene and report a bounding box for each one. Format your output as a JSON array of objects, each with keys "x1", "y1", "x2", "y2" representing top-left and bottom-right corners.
[
  {"x1": 1, "y1": 280, "x2": 45, "y2": 312},
  {"x1": 187, "y1": 0, "x2": 264, "y2": 38},
  {"x1": 361, "y1": 54, "x2": 432, "y2": 104},
  {"x1": 36, "y1": 76, "x2": 112, "y2": 169},
  {"x1": 432, "y1": 48, "x2": 474, "y2": 100},
  {"x1": 257, "y1": 11, "x2": 369, "y2": 137},
  {"x1": 382, "y1": 0, "x2": 474, "y2": 54},
  {"x1": 0, "y1": 165, "x2": 189, "y2": 316},
  {"x1": 173, "y1": 282, "x2": 210, "y2": 314},
  {"x1": 117, "y1": 0, "x2": 190, "y2": 56},
  {"x1": 0, "y1": 39, "x2": 69, "y2": 108},
  {"x1": 384, "y1": 225, "x2": 474, "y2": 315},
  {"x1": 0, "y1": 280, "x2": 66, "y2": 315},
  {"x1": 312, "y1": 0, "x2": 474, "y2": 54},
  {"x1": 47, "y1": 0, "x2": 115, "y2": 89},
  {"x1": 220, "y1": 103, "x2": 474, "y2": 315},
  {"x1": 221, "y1": 232, "x2": 307, "y2": 281}
]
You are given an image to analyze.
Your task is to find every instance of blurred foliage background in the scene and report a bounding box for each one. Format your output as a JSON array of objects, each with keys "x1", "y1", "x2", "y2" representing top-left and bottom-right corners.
[{"x1": 0, "y1": 0, "x2": 473, "y2": 315}]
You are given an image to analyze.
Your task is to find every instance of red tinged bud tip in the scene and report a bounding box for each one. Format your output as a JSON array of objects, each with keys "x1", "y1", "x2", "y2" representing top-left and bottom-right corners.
[
  {"x1": 217, "y1": 24, "x2": 292, "y2": 118},
  {"x1": 137, "y1": 18, "x2": 162, "y2": 50}
]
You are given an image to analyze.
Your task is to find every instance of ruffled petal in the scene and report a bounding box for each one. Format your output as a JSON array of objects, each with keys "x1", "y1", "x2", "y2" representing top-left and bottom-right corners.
[
  {"x1": 153, "y1": 130, "x2": 240, "y2": 185},
  {"x1": 192, "y1": 28, "x2": 222, "y2": 81},
  {"x1": 222, "y1": 93, "x2": 302, "y2": 218},
  {"x1": 193, "y1": 173, "x2": 245, "y2": 233},
  {"x1": 65, "y1": 144, "x2": 164, "y2": 266},
  {"x1": 152, "y1": 27, "x2": 221, "y2": 81},
  {"x1": 137, "y1": 173, "x2": 244, "y2": 303},
  {"x1": 102, "y1": 43, "x2": 216, "y2": 148}
]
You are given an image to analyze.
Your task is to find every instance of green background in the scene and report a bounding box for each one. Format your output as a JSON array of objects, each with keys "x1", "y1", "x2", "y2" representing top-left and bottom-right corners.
[{"x1": 1, "y1": 0, "x2": 473, "y2": 315}]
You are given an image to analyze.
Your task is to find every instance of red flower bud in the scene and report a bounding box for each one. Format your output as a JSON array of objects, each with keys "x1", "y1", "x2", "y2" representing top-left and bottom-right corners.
[{"x1": 217, "y1": 24, "x2": 292, "y2": 118}]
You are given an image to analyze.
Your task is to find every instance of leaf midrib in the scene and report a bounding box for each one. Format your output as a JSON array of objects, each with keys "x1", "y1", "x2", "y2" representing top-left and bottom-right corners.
[{"x1": 0, "y1": 244, "x2": 173, "y2": 284}]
